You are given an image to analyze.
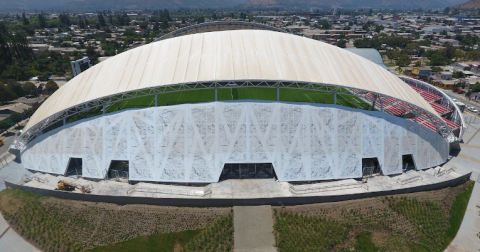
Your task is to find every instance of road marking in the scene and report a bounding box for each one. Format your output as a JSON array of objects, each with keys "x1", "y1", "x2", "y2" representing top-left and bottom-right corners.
[
  {"x1": 460, "y1": 144, "x2": 480, "y2": 149},
  {"x1": 0, "y1": 226, "x2": 10, "y2": 239},
  {"x1": 466, "y1": 128, "x2": 480, "y2": 145},
  {"x1": 458, "y1": 153, "x2": 480, "y2": 164}
]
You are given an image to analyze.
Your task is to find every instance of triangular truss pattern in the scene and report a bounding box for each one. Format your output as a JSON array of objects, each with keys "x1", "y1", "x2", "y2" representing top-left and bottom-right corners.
[
  {"x1": 17, "y1": 80, "x2": 454, "y2": 149},
  {"x1": 21, "y1": 101, "x2": 449, "y2": 183}
]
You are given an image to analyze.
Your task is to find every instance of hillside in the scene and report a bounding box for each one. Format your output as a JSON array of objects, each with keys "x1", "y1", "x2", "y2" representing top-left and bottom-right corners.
[
  {"x1": 0, "y1": 0, "x2": 246, "y2": 12},
  {"x1": 451, "y1": 0, "x2": 480, "y2": 10},
  {"x1": 0, "y1": 0, "x2": 470, "y2": 11},
  {"x1": 244, "y1": 0, "x2": 469, "y2": 10}
]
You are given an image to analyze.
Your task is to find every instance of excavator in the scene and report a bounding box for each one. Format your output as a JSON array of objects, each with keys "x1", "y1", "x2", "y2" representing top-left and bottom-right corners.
[{"x1": 56, "y1": 180, "x2": 91, "y2": 193}]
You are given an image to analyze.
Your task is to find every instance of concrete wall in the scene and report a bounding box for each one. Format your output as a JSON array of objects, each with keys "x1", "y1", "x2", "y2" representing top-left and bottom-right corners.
[
  {"x1": 21, "y1": 101, "x2": 449, "y2": 183},
  {"x1": 4, "y1": 173, "x2": 470, "y2": 207}
]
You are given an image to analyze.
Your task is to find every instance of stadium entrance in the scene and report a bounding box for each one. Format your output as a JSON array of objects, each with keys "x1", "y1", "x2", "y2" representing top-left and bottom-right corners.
[
  {"x1": 219, "y1": 163, "x2": 277, "y2": 181},
  {"x1": 65, "y1": 157, "x2": 82, "y2": 178}
]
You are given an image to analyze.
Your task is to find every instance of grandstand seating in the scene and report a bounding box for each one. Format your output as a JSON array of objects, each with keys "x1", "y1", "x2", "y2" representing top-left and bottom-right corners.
[
  {"x1": 430, "y1": 102, "x2": 452, "y2": 116},
  {"x1": 442, "y1": 118, "x2": 460, "y2": 130},
  {"x1": 354, "y1": 84, "x2": 457, "y2": 133},
  {"x1": 419, "y1": 91, "x2": 441, "y2": 102}
]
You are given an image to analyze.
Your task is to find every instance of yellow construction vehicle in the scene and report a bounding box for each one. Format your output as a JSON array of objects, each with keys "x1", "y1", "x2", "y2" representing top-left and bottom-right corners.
[{"x1": 56, "y1": 180, "x2": 91, "y2": 193}]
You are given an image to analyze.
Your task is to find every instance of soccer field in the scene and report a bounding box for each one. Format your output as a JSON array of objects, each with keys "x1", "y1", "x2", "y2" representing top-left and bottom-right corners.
[
  {"x1": 104, "y1": 88, "x2": 371, "y2": 114},
  {"x1": 65, "y1": 88, "x2": 371, "y2": 125}
]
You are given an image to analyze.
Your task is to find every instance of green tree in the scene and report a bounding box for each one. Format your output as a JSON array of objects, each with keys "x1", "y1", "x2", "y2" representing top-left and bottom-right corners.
[
  {"x1": 97, "y1": 13, "x2": 106, "y2": 27},
  {"x1": 387, "y1": 50, "x2": 395, "y2": 63},
  {"x1": 396, "y1": 54, "x2": 411, "y2": 67},
  {"x1": 22, "y1": 13, "x2": 29, "y2": 25},
  {"x1": 45, "y1": 80, "x2": 59, "y2": 94},
  {"x1": 0, "y1": 83, "x2": 17, "y2": 104},
  {"x1": 22, "y1": 108, "x2": 34, "y2": 118},
  {"x1": 38, "y1": 13, "x2": 46, "y2": 29},
  {"x1": 0, "y1": 120, "x2": 10, "y2": 133},
  {"x1": 212, "y1": 13, "x2": 217, "y2": 21},
  {"x1": 10, "y1": 112, "x2": 22, "y2": 127},
  {"x1": 337, "y1": 39, "x2": 346, "y2": 48},
  {"x1": 454, "y1": 49, "x2": 465, "y2": 61},
  {"x1": 471, "y1": 82, "x2": 480, "y2": 92},
  {"x1": 23, "y1": 81, "x2": 37, "y2": 96},
  {"x1": 453, "y1": 71, "x2": 465, "y2": 78}
]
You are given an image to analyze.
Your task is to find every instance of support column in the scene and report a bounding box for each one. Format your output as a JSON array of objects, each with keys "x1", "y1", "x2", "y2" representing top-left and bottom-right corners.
[
  {"x1": 415, "y1": 114, "x2": 417, "y2": 123},
  {"x1": 371, "y1": 95, "x2": 377, "y2": 111},
  {"x1": 277, "y1": 85, "x2": 280, "y2": 101},
  {"x1": 102, "y1": 104, "x2": 106, "y2": 114},
  {"x1": 155, "y1": 94, "x2": 158, "y2": 107},
  {"x1": 334, "y1": 92, "x2": 337, "y2": 105},
  {"x1": 380, "y1": 99, "x2": 383, "y2": 112},
  {"x1": 215, "y1": 86, "x2": 218, "y2": 101},
  {"x1": 63, "y1": 118, "x2": 66, "y2": 125}
]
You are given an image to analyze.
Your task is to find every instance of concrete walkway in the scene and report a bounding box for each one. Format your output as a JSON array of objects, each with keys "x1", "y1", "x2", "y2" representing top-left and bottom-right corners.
[
  {"x1": 0, "y1": 213, "x2": 40, "y2": 252},
  {"x1": 445, "y1": 181, "x2": 480, "y2": 252},
  {"x1": 234, "y1": 205, "x2": 276, "y2": 252}
]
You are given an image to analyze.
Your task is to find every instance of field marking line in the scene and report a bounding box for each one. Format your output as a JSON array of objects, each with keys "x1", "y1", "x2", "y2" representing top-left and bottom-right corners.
[
  {"x1": 118, "y1": 100, "x2": 128, "y2": 110},
  {"x1": 148, "y1": 98, "x2": 155, "y2": 107},
  {"x1": 304, "y1": 94, "x2": 314, "y2": 103}
]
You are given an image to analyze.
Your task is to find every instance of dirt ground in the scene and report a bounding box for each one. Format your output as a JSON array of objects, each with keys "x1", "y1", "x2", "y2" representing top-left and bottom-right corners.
[
  {"x1": 39, "y1": 198, "x2": 232, "y2": 249},
  {"x1": 273, "y1": 182, "x2": 471, "y2": 251}
]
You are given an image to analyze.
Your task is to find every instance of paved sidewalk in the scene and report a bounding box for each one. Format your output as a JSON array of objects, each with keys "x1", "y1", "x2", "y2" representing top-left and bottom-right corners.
[
  {"x1": 0, "y1": 213, "x2": 40, "y2": 252},
  {"x1": 445, "y1": 181, "x2": 480, "y2": 252},
  {"x1": 234, "y1": 205, "x2": 276, "y2": 252}
]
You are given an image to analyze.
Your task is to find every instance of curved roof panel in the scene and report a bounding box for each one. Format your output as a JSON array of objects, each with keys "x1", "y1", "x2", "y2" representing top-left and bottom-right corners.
[{"x1": 25, "y1": 30, "x2": 439, "y2": 132}]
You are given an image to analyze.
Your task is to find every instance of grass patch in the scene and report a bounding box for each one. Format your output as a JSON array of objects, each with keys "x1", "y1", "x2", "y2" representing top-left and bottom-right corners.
[
  {"x1": 354, "y1": 231, "x2": 379, "y2": 252},
  {"x1": 84, "y1": 229, "x2": 202, "y2": 252},
  {"x1": 273, "y1": 209, "x2": 350, "y2": 252},
  {"x1": 386, "y1": 197, "x2": 448, "y2": 250},
  {"x1": 274, "y1": 181, "x2": 474, "y2": 252},
  {"x1": 442, "y1": 181, "x2": 474, "y2": 249},
  {"x1": 182, "y1": 212, "x2": 234, "y2": 252},
  {"x1": 0, "y1": 189, "x2": 230, "y2": 252}
]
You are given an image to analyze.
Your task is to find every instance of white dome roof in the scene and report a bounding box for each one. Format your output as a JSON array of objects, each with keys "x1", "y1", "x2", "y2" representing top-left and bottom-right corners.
[{"x1": 25, "y1": 29, "x2": 439, "y2": 132}]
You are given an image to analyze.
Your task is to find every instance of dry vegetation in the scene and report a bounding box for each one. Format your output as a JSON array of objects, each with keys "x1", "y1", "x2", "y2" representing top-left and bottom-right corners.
[
  {"x1": 0, "y1": 189, "x2": 230, "y2": 252},
  {"x1": 273, "y1": 181, "x2": 474, "y2": 252}
]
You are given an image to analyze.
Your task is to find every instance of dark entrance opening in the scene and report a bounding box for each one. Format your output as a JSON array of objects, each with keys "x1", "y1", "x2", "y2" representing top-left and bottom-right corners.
[
  {"x1": 107, "y1": 160, "x2": 129, "y2": 181},
  {"x1": 219, "y1": 163, "x2": 277, "y2": 181},
  {"x1": 362, "y1": 158, "x2": 381, "y2": 177},
  {"x1": 65, "y1": 158, "x2": 82, "y2": 178},
  {"x1": 402, "y1": 154, "x2": 416, "y2": 172}
]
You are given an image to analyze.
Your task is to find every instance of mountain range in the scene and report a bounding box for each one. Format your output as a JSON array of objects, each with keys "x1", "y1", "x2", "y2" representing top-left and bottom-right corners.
[
  {"x1": 0, "y1": 0, "x2": 470, "y2": 12},
  {"x1": 451, "y1": 0, "x2": 480, "y2": 10}
]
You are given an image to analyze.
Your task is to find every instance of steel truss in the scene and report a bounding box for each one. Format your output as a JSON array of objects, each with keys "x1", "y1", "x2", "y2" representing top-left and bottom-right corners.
[
  {"x1": 17, "y1": 80, "x2": 454, "y2": 149},
  {"x1": 157, "y1": 21, "x2": 285, "y2": 41},
  {"x1": 399, "y1": 76, "x2": 465, "y2": 140}
]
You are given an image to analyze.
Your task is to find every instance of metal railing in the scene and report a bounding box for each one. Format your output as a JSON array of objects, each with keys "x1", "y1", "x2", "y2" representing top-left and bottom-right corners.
[
  {"x1": 0, "y1": 153, "x2": 15, "y2": 169},
  {"x1": 397, "y1": 175, "x2": 423, "y2": 185},
  {"x1": 22, "y1": 174, "x2": 49, "y2": 184},
  {"x1": 127, "y1": 186, "x2": 207, "y2": 197},
  {"x1": 436, "y1": 166, "x2": 456, "y2": 177},
  {"x1": 289, "y1": 181, "x2": 368, "y2": 195}
]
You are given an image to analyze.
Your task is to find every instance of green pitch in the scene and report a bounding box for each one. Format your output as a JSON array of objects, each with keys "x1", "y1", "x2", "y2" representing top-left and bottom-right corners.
[
  {"x1": 104, "y1": 88, "x2": 370, "y2": 114},
  {"x1": 66, "y1": 88, "x2": 371, "y2": 125}
]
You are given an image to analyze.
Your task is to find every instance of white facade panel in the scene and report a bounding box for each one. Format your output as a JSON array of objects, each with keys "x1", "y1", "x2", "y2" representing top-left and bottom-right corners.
[{"x1": 21, "y1": 102, "x2": 449, "y2": 183}]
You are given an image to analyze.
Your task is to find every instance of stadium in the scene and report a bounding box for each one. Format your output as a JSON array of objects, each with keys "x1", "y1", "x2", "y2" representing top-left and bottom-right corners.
[{"x1": 16, "y1": 29, "x2": 465, "y2": 185}]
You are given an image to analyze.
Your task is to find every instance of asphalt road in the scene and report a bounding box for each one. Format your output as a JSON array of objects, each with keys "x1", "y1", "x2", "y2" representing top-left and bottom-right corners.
[{"x1": 0, "y1": 132, "x2": 16, "y2": 157}]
